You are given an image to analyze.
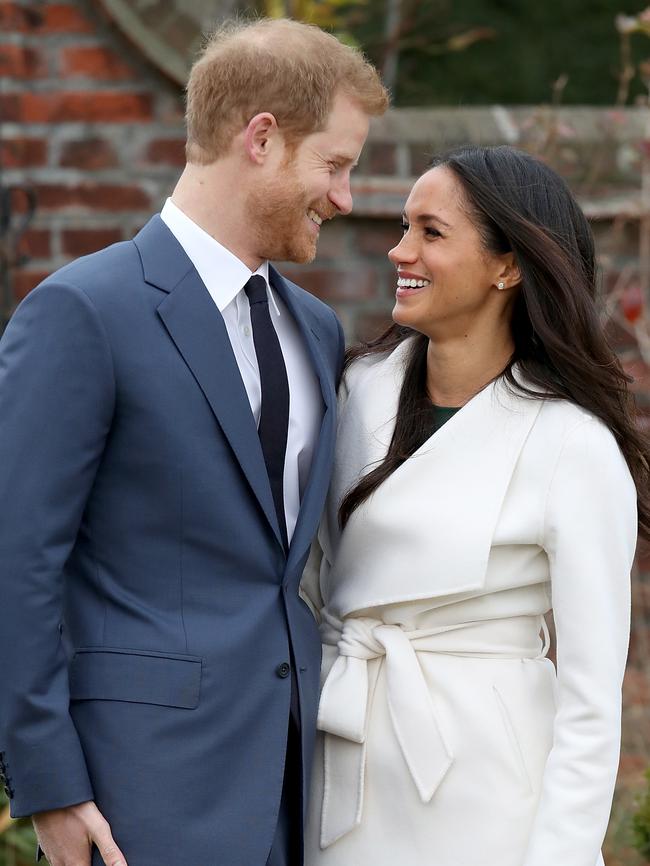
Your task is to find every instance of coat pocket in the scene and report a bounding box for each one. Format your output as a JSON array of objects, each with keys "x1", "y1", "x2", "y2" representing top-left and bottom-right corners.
[
  {"x1": 492, "y1": 683, "x2": 533, "y2": 794},
  {"x1": 69, "y1": 647, "x2": 202, "y2": 709}
]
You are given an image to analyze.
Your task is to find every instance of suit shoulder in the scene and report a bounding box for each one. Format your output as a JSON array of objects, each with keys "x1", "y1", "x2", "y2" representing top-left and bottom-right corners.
[
  {"x1": 279, "y1": 275, "x2": 339, "y2": 329},
  {"x1": 37, "y1": 240, "x2": 141, "y2": 305}
]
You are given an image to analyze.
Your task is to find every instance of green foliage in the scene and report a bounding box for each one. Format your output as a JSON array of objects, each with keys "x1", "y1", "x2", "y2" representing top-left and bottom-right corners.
[
  {"x1": 0, "y1": 789, "x2": 36, "y2": 866},
  {"x1": 633, "y1": 768, "x2": 650, "y2": 862},
  {"x1": 259, "y1": 0, "x2": 366, "y2": 45},
  {"x1": 260, "y1": 0, "x2": 650, "y2": 105}
]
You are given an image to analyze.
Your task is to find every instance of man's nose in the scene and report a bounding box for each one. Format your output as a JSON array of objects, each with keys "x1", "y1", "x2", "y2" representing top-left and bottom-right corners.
[{"x1": 328, "y1": 176, "x2": 353, "y2": 216}]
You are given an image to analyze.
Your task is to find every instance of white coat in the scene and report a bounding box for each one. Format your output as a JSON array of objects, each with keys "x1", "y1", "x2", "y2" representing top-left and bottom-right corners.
[{"x1": 301, "y1": 337, "x2": 638, "y2": 866}]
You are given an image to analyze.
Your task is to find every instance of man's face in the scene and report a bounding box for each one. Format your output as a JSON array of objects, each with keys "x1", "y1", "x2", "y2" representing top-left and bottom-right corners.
[{"x1": 246, "y1": 92, "x2": 371, "y2": 264}]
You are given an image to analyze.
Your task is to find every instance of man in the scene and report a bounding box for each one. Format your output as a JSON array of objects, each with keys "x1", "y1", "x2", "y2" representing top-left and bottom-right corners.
[{"x1": 0, "y1": 18, "x2": 388, "y2": 866}]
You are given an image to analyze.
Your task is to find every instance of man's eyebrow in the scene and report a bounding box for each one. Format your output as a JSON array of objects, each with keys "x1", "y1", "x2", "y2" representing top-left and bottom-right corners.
[
  {"x1": 331, "y1": 154, "x2": 359, "y2": 166},
  {"x1": 401, "y1": 210, "x2": 452, "y2": 229}
]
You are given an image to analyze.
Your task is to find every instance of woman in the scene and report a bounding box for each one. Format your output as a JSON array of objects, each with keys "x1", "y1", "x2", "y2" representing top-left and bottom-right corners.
[{"x1": 301, "y1": 145, "x2": 650, "y2": 866}]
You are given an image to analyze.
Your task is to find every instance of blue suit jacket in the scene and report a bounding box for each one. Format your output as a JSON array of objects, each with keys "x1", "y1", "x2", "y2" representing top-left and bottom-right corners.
[{"x1": 0, "y1": 216, "x2": 344, "y2": 865}]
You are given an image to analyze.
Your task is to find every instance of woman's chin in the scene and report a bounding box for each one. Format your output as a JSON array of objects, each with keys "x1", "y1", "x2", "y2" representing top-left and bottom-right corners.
[{"x1": 392, "y1": 300, "x2": 418, "y2": 329}]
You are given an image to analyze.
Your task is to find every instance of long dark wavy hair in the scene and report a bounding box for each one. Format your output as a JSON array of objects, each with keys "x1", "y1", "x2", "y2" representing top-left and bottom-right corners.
[{"x1": 339, "y1": 145, "x2": 650, "y2": 541}]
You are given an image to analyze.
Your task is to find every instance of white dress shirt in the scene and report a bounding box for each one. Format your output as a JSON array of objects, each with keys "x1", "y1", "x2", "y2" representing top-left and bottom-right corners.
[{"x1": 160, "y1": 198, "x2": 323, "y2": 543}]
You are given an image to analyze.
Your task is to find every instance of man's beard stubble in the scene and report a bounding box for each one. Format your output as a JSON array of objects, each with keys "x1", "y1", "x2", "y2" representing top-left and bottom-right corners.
[{"x1": 245, "y1": 171, "x2": 327, "y2": 265}]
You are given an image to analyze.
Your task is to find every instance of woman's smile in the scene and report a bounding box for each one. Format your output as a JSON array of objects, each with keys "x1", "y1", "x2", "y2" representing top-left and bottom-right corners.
[{"x1": 396, "y1": 270, "x2": 431, "y2": 298}]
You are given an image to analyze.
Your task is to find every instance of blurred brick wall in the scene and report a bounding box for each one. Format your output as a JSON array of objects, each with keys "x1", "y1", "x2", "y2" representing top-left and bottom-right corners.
[
  {"x1": 3, "y1": 0, "x2": 650, "y2": 380},
  {"x1": 2, "y1": 0, "x2": 650, "y2": 860},
  {"x1": 1, "y1": 0, "x2": 186, "y2": 301}
]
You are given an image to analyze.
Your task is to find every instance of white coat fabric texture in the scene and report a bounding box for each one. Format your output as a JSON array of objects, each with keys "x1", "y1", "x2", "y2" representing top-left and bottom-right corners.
[{"x1": 301, "y1": 337, "x2": 638, "y2": 866}]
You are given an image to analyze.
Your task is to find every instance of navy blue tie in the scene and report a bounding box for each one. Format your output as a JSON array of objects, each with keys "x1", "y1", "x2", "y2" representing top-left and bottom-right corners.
[{"x1": 245, "y1": 275, "x2": 290, "y2": 551}]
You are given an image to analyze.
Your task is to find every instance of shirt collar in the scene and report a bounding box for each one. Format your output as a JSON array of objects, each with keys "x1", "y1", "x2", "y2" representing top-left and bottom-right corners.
[{"x1": 160, "y1": 198, "x2": 277, "y2": 315}]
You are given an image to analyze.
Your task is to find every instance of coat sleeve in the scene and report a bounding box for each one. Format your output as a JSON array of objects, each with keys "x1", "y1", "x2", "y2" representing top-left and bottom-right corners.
[
  {"x1": 0, "y1": 279, "x2": 115, "y2": 817},
  {"x1": 522, "y1": 417, "x2": 637, "y2": 866}
]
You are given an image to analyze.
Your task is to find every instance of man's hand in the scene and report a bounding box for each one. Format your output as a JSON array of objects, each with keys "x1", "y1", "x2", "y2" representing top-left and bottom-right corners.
[{"x1": 32, "y1": 800, "x2": 128, "y2": 866}]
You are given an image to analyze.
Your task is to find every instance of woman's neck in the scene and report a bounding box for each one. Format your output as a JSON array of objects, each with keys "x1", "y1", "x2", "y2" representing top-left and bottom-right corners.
[{"x1": 425, "y1": 334, "x2": 514, "y2": 407}]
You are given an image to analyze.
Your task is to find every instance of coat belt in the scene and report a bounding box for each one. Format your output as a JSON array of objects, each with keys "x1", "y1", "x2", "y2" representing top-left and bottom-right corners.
[{"x1": 316, "y1": 610, "x2": 549, "y2": 849}]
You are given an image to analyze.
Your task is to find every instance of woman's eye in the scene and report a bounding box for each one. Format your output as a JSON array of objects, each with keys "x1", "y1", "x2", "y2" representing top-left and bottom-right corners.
[
  {"x1": 425, "y1": 227, "x2": 441, "y2": 238},
  {"x1": 401, "y1": 222, "x2": 409, "y2": 233}
]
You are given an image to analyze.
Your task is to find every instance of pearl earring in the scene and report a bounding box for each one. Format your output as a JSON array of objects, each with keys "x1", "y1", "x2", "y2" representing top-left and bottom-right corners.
[{"x1": 497, "y1": 281, "x2": 505, "y2": 290}]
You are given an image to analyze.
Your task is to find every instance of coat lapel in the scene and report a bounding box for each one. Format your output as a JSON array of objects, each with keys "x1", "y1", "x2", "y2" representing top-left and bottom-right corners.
[
  {"x1": 269, "y1": 268, "x2": 337, "y2": 568},
  {"x1": 134, "y1": 216, "x2": 284, "y2": 550},
  {"x1": 326, "y1": 339, "x2": 543, "y2": 616}
]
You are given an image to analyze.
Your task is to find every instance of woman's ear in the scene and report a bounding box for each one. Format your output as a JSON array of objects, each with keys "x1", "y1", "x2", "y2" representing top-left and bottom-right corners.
[{"x1": 495, "y1": 253, "x2": 521, "y2": 291}]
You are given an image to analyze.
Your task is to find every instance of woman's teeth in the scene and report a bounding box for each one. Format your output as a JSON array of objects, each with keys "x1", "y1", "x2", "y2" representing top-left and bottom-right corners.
[{"x1": 397, "y1": 277, "x2": 430, "y2": 288}]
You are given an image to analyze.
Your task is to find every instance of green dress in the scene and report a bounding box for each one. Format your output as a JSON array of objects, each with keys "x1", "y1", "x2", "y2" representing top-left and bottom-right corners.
[{"x1": 429, "y1": 404, "x2": 460, "y2": 434}]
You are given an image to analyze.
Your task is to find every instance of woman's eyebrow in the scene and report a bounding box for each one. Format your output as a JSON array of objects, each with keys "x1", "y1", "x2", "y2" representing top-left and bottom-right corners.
[{"x1": 402, "y1": 210, "x2": 452, "y2": 229}]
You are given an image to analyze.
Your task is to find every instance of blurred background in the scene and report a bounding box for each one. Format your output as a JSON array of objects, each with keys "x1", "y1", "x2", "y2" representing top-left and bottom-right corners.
[{"x1": 2, "y1": 1, "x2": 650, "y2": 863}]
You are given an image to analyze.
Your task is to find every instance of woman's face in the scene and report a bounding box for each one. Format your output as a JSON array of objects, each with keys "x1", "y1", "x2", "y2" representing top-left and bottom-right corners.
[{"x1": 388, "y1": 166, "x2": 515, "y2": 340}]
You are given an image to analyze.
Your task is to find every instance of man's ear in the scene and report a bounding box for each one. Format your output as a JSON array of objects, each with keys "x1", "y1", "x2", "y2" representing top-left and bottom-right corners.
[{"x1": 244, "y1": 113, "x2": 279, "y2": 164}]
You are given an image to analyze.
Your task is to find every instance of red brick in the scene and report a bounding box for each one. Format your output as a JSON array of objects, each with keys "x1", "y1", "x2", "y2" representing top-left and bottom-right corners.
[
  {"x1": 12, "y1": 270, "x2": 51, "y2": 302},
  {"x1": 0, "y1": 94, "x2": 20, "y2": 122},
  {"x1": 617, "y1": 753, "x2": 647, "y2": 776},
  {"x1": 284, "y1": 267, "x2": 378, "y2": 302},
  {"x1": 637, "y1": 543, "x2": 650, "y2": 576},
  {"x1": 0, "y1": 137, "x2": 47, "y2": 168},
  {"x1": 59, "y1": 138, "x2": 118, "y2": 169},
  {"x1": 312, "y1": 221, "x2": 348, "y2": 261},
  {"x1": 35, "y1": 183, "x2": 150, "y2": 211},
  {"x1": 355, "y1": 309, "x2": 394, "y2": 342},
  {"x1": 0, "y1": 2, "x2": 43, "y2": 33},
  {"x1": 20, "y1": 229, "x2": 51, "y2": 260},
  {"x1": 623, "y1": 358, "x2": 650, "y2": 393},
  {"x1": 0, "y1": 44, "x2": 47, "y2": 78},
  {"x1": 145, "y1": 138, "x2": 186, "y2": 167},
  {"x1": 368, "y1": 143, "x2": 397, "y2": 176},
  {"x1": 410, "y1": 145, "x2": 433, "y2": 177},
  {"x1": 62, "y1": 228, "x2": 122, "y2": 257},
  {"x1": 61, "y1": 46, "x2": 135, "y2": 80},
  {"x1": 627, "y1": 623, "x2": 650, "y2": 666},
  {"x1": 0, "y1": 92, "x2": 153, "y2": 123},
  {"x1": 623, "y1": 667, "x2": 650, "y2": 706},
  {"x1": 604, "y1": 316, "x2": 638, "y2": 353},
  {"x1": 355, "y1": 222, "x2": 402, "y2": 258},
  {"x1": 40, "y1": 4, "x2": 94, "y2": 33},
  {"x1": 157, "y1": 93, "x2": 185, "y2": 123}
]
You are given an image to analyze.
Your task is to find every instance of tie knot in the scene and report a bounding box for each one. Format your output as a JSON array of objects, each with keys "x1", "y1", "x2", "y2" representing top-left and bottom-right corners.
[{"x1": 245, "y1": 275, "x2": 268, "y2": 306}]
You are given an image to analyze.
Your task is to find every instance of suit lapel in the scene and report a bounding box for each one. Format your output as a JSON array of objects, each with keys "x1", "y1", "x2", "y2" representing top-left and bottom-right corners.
[{"x1": 135, "y1": 217, "x2": 284, "y2": 550}]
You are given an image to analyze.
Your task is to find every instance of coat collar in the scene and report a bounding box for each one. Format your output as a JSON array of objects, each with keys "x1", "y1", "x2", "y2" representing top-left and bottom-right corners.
[
  {"x1": 134, "y1": 215, "x2": 335, "y2": 561},
  {"x1": 325, "y1": 338, "x2": 543, "y2": 616}
]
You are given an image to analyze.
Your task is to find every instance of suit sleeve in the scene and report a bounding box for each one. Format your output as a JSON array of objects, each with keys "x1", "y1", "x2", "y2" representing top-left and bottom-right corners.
[
  {"x1": 522, "y1": 418, "x2": 637, "y2": 866},
  {"x1": 333, "y1": 309, "x2": 345, "y2": 389},
  {"x1": 0, "y1": 280, "x2": 115, "y2": 817}
]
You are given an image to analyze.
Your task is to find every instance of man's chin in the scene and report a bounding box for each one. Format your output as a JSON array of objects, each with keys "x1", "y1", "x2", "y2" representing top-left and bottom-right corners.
[
  {"x1": 291, "y1": 247, "x2": 317, "y2": 265},
  {"x1": 275, "y1": 240, "x2": 317, "y2": 266}
]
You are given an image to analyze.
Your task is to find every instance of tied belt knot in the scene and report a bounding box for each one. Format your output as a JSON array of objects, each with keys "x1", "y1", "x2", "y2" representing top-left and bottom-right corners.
[
  {"x1": 316, "y1": 610, "x2": 454, "y2": 849},
  {"x1": 316, "y1": 609, "x2": 549, "y2": 849}
]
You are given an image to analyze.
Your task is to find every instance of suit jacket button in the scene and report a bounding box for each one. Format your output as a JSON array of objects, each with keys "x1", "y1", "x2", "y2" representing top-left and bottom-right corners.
[{"x1": 276, "y1": 662, "x2": 291, "y2": 679}]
